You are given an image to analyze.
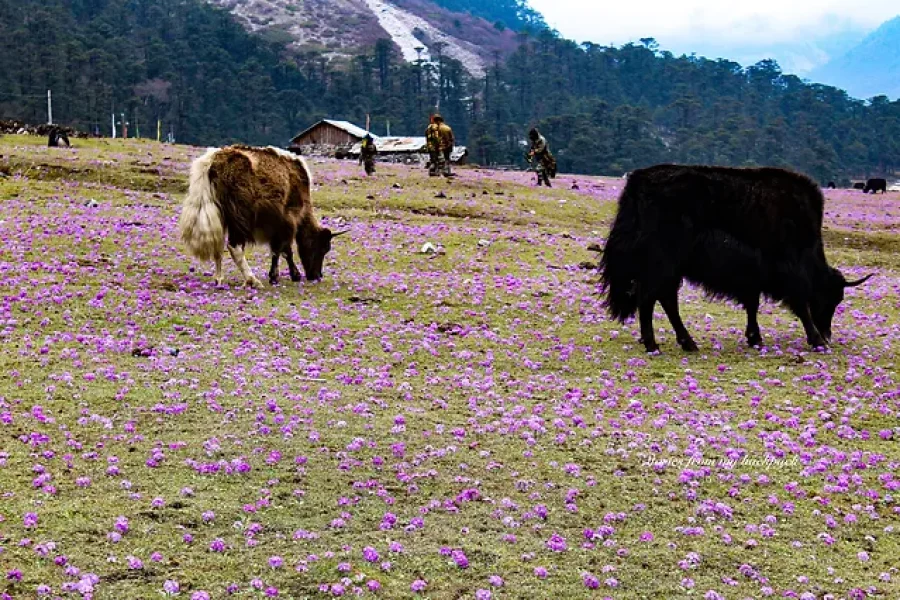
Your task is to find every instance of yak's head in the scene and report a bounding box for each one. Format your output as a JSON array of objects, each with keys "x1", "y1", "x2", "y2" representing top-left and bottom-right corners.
[
  {"x1": 811, "y1": 268, "x2": 874, "y2": 342},
  {"x1": 297, "y1": 228, "x2": 348, "y2": 281}
]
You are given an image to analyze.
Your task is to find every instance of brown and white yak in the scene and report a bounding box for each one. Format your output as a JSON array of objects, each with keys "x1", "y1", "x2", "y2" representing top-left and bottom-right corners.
[{"x1": 178, "y1": 145, "x2": 346, "y2": 288}]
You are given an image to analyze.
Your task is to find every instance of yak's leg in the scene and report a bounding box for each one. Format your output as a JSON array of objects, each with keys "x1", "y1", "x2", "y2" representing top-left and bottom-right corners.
[
  {"x1": 659, "y1": 285, "x2": 698, "y2": 352},
  {"x1": 637, "y1": 291, "x2": 660, "y2": 353},
  {"x1": 743, "y1": 295, "x2": 762, "y2": 347},
  {"x1": 284, "y1": 249, "x2": 303, "y2": 282},
  {"x1": 213, "y1": 250, "x2": 224, "y2": 286},
  {"x1": 788, "y1": 299, "x2": 827, "y2": 348},
  {"x1": 268, "y1": 252, "x2": 281, "y2": 285},
  {"x1": 228, "y1": 244, "x2": 262, "y2": 289}
]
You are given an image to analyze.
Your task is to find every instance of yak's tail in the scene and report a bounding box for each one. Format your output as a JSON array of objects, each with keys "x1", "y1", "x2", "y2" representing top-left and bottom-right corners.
[
  {"x1": 179, "y1": 147, "x2": 224, "y2": 261},
  {"x1": 598, "y1": 180, "x2": 643, "y2": 322}
]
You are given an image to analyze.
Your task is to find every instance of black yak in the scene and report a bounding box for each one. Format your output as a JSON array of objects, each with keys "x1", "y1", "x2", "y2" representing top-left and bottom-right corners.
[
  {"x1": 598, "y1": 164, "x2": 873, "y2": 352},
  {"x1": 179, "y1": 145, "x2": 346, "y2": 288},
  {"x1": 826, "y1": 181, "x2": 836, "y2": 189},
  {"x1": 863, "y1": 178, "x2": 887, "y2": 194},
  {"x1": 47, "y1": 127, "x2": 70, "y2": 147},
  {"x1": 852, "y1": 182, "x2": 865, "y2": 190}
]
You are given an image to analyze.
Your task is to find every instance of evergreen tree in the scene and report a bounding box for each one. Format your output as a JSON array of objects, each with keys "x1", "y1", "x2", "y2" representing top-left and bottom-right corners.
[{"x1": 1, "y1": 0, "x2": 897, "y2": 181}]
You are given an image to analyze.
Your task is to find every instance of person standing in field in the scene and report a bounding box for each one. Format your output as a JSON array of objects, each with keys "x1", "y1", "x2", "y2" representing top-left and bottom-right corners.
[
  {"x1": 528, "y1": 128, "x2": 556, "y2": 187},
  {"x1": 435, "y1": 115, "x2": 455, "y2": 177},
  {"x1": 425, "y1": 115, "x2": 441, "y2": 177},
  {"x1": 359, "y1": 134, "x2": 377, "y2": 176}
]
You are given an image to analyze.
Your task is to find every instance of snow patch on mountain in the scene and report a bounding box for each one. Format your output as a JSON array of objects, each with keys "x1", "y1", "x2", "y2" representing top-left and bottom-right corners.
[{"x1": 362, "y1": 0, "x2": 487, "y2": 78}]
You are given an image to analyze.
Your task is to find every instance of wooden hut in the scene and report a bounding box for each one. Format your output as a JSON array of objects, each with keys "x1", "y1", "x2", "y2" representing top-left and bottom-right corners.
[{"x1": 288, "y1": 120, "x2": 370, "y2": 155}]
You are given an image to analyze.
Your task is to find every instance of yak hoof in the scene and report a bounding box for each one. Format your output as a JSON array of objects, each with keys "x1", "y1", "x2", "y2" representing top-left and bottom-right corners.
[
  {"x1": 641, "y1": 340, "x2": 660, "y2": 353},
  {"x1": 214, "y1": 277, "x2": 224, "y2": 286},
  {"x1": 268, "y1": 273, "x2": 279, "y2": 286},
  {"x1": 246, "y1": 277, "x2": 263, "y2": 289},
  {"x1": 289, "y1": 272, "x2": 303, "y2": 282},
  {"x1": 808, "y1": 336, "x2": 828, "y2": 350},
  {"x1": 747, "y1": 334, "x2": 762, "y2": 348},
  {"x1": 679, "y1": 338, "x2": 699, "y2": 352}
]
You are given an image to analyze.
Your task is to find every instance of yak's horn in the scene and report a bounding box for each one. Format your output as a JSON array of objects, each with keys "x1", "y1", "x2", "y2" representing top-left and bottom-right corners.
[
  {"x1": 331, "y1": 229, "x2": 351, "y2": 238},
  {"x1": 844, "y1": 273, "x2": 874, "y2": 287}
]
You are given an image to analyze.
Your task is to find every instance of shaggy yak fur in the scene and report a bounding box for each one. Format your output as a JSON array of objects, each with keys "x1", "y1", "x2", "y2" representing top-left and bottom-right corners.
[
  {"x1": 599, "y1": 164, "x2": 873, "y2": 353},
  {"x1": 179, "y1": 145, "x2": 345, "y2": 288}
]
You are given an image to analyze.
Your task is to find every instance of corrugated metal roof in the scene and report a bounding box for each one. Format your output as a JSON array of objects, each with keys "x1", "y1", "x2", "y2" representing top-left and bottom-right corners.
[
  {"x1": 291, "y1": 119, "x2": 372, "y2": 143},
  {"x1": 373, "y1": 136, "x2": 426, "y2": 152},
  {"x1": 349, "y1": 136, "x2": 422, "y2": 154},
  {"x1": 349, "y1": 136, "x2": 468, "y2": 162}
]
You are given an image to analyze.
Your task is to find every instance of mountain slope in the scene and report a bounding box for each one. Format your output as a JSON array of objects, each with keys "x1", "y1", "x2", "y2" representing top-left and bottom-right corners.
[
  {"x1": 203, "y1": 0, "x2": 522, "y2": 76},
  {"x1": 415, "y1": 0, "x2": 545, "y2": 30},
  {"x1": 208, "y1": 0, "x2": 385, "y2": 51},
  {"x1": 808, "y1": 15, "x2": 900, "y2": 99}
]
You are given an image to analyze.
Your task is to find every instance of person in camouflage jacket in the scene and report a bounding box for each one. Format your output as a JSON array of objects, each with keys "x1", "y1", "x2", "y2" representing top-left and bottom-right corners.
[
  {"x1": 436, "y1": 116, "x2": 455, "y2": 177},
  {"x1": 359, "y1": 134, "x2": 377, "y2": 176},
  {"x1": 528, "y1": 128, "x2": 556, "y2": 187},
  {"x1": 425, "y1": 115, "x2": 441, "y2": 176}
]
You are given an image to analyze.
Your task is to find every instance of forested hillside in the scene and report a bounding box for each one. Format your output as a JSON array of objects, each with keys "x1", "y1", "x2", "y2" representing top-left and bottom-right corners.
[
  {"x1": 415, "y1": 0, "x2": 546, "y2": 31},
  {"x1": 475, "y1": 35, "x2": 900, "y2": 181},
  {"x1": 1, "y1": 0, "x2": 897, "y2": 181},
  {"x1": 0, "y1": 0, "x2": 306, "y2": 145}
]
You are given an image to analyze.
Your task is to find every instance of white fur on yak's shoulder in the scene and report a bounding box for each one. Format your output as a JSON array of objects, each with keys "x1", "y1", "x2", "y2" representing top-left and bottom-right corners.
[
  {"x1": 266, "y1": 145, "x2": 314, "y2": 186},
  {"x1": 179, "y1": 147, "x2": 225, "y2": 262}
]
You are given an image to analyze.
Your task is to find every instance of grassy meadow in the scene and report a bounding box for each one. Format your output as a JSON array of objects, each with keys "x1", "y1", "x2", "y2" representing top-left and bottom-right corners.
[{"x1": 0, "y1": 134, "x2": 898, "y2": 599}]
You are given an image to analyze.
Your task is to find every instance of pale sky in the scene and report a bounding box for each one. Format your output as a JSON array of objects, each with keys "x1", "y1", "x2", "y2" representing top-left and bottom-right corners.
[{"x1": 528, "y1": 0, "x2": 898, "y2": 72}]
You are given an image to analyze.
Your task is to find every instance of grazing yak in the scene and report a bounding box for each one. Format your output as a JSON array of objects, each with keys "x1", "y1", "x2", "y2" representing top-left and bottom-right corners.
[
  {"x1": 179, "y1": 145, "x2": 346, "y2": 288},
  {"x1": 826, "y1": 181, "x2": 836, "y2": 189},
  {"x1": 599, "y1": 164, "x2": 873, "y2": 353},
  {"x1": 47, "y1": 127, "x2": 70, "y2": 147},
  {"x1": 863, "y1": 178, "x2": 887, "y2": 194}
]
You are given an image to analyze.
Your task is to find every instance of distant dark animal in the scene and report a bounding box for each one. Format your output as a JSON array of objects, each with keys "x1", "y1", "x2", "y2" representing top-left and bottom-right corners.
[
  {"x1": 863, "y1": 178, "x2": 887, "y2": 194},
  {"x1": 48, "y1": 127, "x2": 70, "y2": 147},
  {"x1": 599, "y1": 164, "x2": 873, "y2": 352},
  {"x1": 826, "y1": 181, "x2": 836, "y2": 189},
  {"x1": 179, "y1": 145, "x2": 347, "y2": 288},
  {"x1": 852, "y1": 182, "x2": 865, "y2": 190}
]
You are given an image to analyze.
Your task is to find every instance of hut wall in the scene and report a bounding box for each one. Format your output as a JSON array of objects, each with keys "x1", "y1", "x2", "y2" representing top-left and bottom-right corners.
[{"x1": 292, "y1": 123, "x2": 358, "y2": 147}]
